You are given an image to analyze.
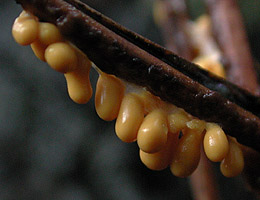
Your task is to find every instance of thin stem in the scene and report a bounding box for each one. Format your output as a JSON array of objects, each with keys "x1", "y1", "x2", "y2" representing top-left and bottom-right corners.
[
  {"x1": 205, "y1": 0, "x2": 259, "y2": 94},
  {"x1": 154, "y1": 0, "x2": 193, "y2": 60},
  {"x1": 205, "y1": 0, "x2": 260, "y2": 195}
]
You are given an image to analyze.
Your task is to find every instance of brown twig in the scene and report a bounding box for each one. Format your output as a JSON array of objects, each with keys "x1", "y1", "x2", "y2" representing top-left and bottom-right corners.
[
  {"x1": 14, "y1": 0, "x2": 260, "y2": 153},
  {"x1": 154, "y1": 1, "x2": 220, "y2": 199},
  {"x1": 16, "y1": 0, "x2": 260, "y2": 117},
  {"x1": 154, "y1": 0, "x2": 193, "y2": 60},
  {"x1": 205, "y1": 0, "x2": 260, "y2": 195},
  {"x1": 205, "y1": 0, "x2": 259, "y2": 94},
  {"x1": 190, "y1": 150, "x2": 220, "y2": 200}
]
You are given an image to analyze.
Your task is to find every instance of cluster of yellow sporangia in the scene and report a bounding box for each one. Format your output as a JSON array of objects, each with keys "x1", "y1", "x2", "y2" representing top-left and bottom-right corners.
[{"x1": 12, "y1": 11, "x2": 244, "y2": 178}]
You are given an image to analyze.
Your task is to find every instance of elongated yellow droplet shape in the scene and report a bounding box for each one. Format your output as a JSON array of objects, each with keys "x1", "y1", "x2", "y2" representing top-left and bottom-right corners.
[
  {"x1": 45, "y1": 42, "x2": 78, "y2": 73},
  {"x1": 170, "y1": 127, "x2": 203, "y2": 177},
  {"x1": 140, "y1": 132, "x2": 179, "y2": 171},
  {"x1": 12, "y1": 13, "x2": 39, "y2": 46},
  {"x1": 64, "y1": 52, "x2": 92, "y2": 104},
  {"x1": 31, "y1": 40, "x2": 47, "y2": 61},
  {"x1": 137, "y1": 109, "x2": 168, "y2": 153},
  {"x1": 38, "y1": 22, "x2": 63, "y2": 45},
  {"x1": 203, "y1": 123, "x2": 229, "y2": 162},
  {"x1": 95, "y1": 73, "x2": 125, "y2": 121},
  {"x1": 115, "y1": 93, "x2": 144, "y2": 142},
  {"x1": 220, "y1": 137, "x2": 244, "y2": 177}
]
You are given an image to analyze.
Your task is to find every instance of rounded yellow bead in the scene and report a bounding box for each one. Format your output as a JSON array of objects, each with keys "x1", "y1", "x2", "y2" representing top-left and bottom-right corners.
[
  {"x1": 95, "y1": 73, "x2": 125, "y2": 121},
  {"x1": 140, "y1": 132, "x2": 179, "y2": 171},
  {"x1": 203, "y1": 123, "x2": 229, "y2": 162},
  {"x1": 137, "y1": 109, "x2": 168, "y2": 153},
  {"x1": 64, "y1": 53, "x2": 92, "y2": 104},
  {"x1": 45, "y1": 42, "x2": 78, "y2": 73},
  {"x1": 170, "y1": 128, "x2": 203, "y2": 177},
  {"x1": 220, "y1": 137, "x2": 244, "y2": 177},
  {"x1": 12, "y1": 17, "x2": 39, "y2": 46},
  {"x1": 38, "y1": 22, "x2": 63, "y2": 45},
  {"x1": 115, "y1": 93, "x2": 144, "y2": 142}
]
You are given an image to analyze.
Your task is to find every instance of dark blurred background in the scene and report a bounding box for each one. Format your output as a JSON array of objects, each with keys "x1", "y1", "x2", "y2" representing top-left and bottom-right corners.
[{"x1": 1, "y1": 0, "x2": 260, "y2": 199}]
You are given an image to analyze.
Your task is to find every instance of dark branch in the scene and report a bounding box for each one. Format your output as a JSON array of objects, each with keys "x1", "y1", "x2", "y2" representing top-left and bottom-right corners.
[{"x1": 15, "y1": 0, "x2": 260, "y2": 152}]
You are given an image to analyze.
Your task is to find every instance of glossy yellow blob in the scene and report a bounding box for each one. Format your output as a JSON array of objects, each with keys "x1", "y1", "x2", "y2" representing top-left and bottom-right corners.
[
  {"x1": 203, "y1": 123, "x2": 229, "y2": 162},
  {"x1": 64, "y1": 52, "x2": 92, "y2": 104},
  {"x1": 38, "y1": 22, "x2": 63, "y2": 45},
  {"x1": 137, "y1": 109, "x2": 168, "y2": 153},
  {"x1": 170, "y1": 127, "x2": 203, "y2": 177},
  {"x1": 12, "y1": 15, "x2": 39, "y2": 46},
  {"x1": 193, "y1": 56, "x2": 226, "y2": 78},
  {"x1": 31, "y1": 40, "x2": 47, "y2": 61},
  {"x1": 95, "y1": 73, "x2": 125, "y2": 121},
  {"x1": 168, "y1": 109, "x2": 190, "y2": 133},
  {"x1": 220, "y1": 137, "x2": 244, "y2": 177},
  {"x1": 45, "y1": 42, "x2": 78, "y2": 73},
  {"x1": 140, "y1": 132, "x2": 179, "y2": 171},
  {"x1": 115, "y1": 93, "x2": 144, "y2": 142}
]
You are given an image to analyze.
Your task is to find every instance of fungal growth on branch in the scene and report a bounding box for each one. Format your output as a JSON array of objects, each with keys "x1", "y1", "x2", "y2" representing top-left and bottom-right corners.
[{"x1": 12, "y1": 0, "x2": 260, "y2": 179}]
